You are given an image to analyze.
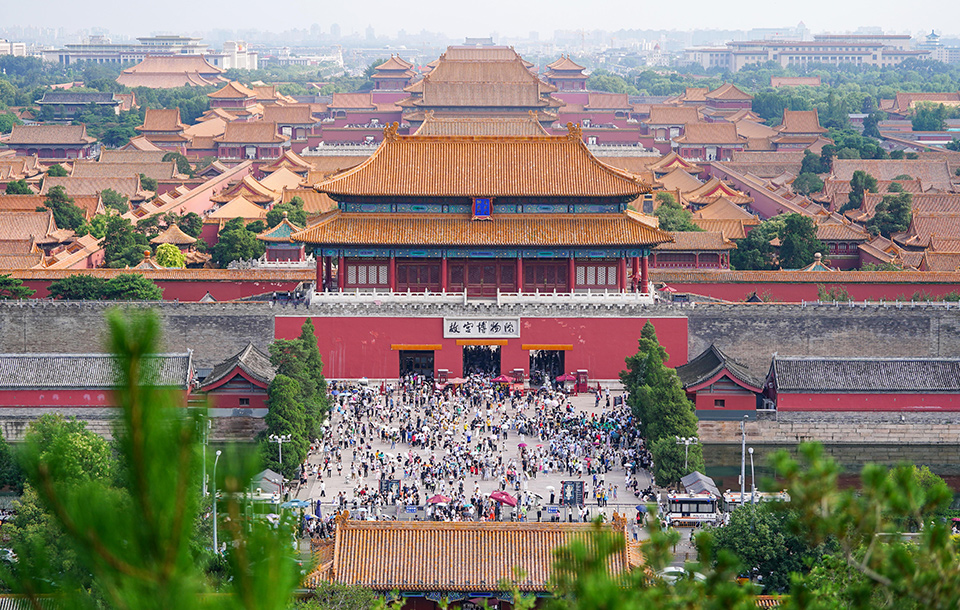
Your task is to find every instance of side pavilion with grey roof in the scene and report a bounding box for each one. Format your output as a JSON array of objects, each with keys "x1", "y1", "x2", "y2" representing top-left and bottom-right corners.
[
  {"x1": 198, "y1": 343, "x2": 274, "y2": 418},
  {"x1": 676, "y1": 344, "x2": 764, "y2": 421},
  {"x1": 765, "y1": 356, "x2": 960, "y2": 412}
]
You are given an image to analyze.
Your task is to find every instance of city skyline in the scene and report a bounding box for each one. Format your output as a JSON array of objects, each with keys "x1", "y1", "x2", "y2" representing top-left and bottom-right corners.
[{"x1": 3, "y1": 0, "x2": 957, "y2": 42}]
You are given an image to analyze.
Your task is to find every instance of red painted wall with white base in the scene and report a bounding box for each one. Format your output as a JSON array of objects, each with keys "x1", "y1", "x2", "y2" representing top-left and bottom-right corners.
[{"x1": 274, "y1": 316, "x2": 689, "y2": 381}]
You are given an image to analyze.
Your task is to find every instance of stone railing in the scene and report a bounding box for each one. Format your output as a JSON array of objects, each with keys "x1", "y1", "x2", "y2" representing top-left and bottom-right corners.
[
  {"x1": 307, "y1": 285, "x2": 657, "y2": 306},
  {"x1": 228, "y1": 255, "x2": 316, "y2": 270}
]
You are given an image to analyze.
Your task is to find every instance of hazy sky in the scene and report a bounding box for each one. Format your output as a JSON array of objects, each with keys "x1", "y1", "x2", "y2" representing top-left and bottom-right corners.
[{"x1": 8, "y1": 0, "x2": 958, "y2": 40}]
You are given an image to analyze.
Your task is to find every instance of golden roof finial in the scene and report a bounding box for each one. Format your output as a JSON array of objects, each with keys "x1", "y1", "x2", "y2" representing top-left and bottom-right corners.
[
  {"x1": 383, "y1": 122, "x2": 400, "y2": 141},
  {"x1": 566, "y1": 122, "x2": 582, "y2": 140}
]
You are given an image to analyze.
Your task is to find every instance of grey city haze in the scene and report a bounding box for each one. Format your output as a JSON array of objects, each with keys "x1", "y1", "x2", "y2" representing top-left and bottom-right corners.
[{"x1": 5, "y1": 0, "x2": 958, "y2": 39}]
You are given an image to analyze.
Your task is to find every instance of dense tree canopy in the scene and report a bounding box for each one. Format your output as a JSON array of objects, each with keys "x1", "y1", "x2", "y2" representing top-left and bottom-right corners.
[
  {"x1": 653, "y1": 193, "x2": 702, "y2": 232},
  {"x1": 211, "y1": 219, "x2": 265, "y2": 266},
  {"x1": 0, "y1": 274, "x2": 34, "y2": 300},
  {"x1": 43, "y1": 185, "x2": 85, "y2": 231},
  {"x1": 866, "y1": 192, "x2": 912, "y2": 238},
  {"x1": 5, "y1": 179, "x2": 31, "y2": 194}
]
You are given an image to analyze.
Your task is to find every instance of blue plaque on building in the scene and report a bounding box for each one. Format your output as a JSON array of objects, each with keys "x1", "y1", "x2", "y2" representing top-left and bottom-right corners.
[{"x1": 472, "y1": 197, "x2": 492, "y2": 219}]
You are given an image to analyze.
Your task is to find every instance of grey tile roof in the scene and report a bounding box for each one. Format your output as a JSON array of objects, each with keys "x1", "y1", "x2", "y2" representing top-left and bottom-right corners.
[
  {"x1": 199, "y1": 343, "x2": 275, "y2": 390},
  {"x1": 772, "y1": 356, "x2": 960, "y2": 393},
  {"x1": 0, "y1": 353, "x2": 193, "y2": 389},
  {"x1": 38, "y1": 92, "x2": 118, "y2": 105},
  {"x1": 676, "y1": 344, "x2": 763, "y2": 390},
  {"x1": 680, "y1": 472, "x2": 720, "y2": 496}
]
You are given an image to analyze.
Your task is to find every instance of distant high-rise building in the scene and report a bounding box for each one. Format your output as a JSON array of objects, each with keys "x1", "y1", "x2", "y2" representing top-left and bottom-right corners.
[
  {"x1": 366, "y1": 25, "x2": 375, "y2": 42},
  {"x1": 330, "y1": 23, "x2": 341, "y2": 39}
]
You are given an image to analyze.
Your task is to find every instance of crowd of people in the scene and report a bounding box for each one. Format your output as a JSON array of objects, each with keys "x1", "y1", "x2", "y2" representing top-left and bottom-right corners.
[{"x1": 294, "y1": 373, "x2": 656, "y2": 533}]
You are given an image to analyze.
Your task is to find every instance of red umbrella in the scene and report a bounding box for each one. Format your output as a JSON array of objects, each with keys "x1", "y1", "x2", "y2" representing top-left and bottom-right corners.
[
  {"x1": 427, "y1": 494, "x2": 451, "y2": 504},
  {"x1": 490, "y1": 491, "x2": 517, "y2": 507},
  {"x1": 556, "y1": 373, "x2": 576, "y2": 382},
  {"x1": 492, "y1": 375, "x2": 512, "y2": 383}
]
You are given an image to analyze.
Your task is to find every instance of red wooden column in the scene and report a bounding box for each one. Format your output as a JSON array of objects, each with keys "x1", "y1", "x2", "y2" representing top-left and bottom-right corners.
[
  {"x1": 640, "y1": 254, "x2": 650, "y2": 294},
  {"x1": 337, "y1": 255, "x2": 345, "y2": 291},
  {"x1": 568, "y1": 256, "x2": 576, "y2": 293},
  {"x1": 694, "y1": 253, "x2": 700, "y2": 269},
  {"x1": 388, "y1": 256, "x2": 396, "y2": 292},
  {"x1": 324, "y1": 257, "x2": 332, "y2": 292},
  {"x1": 516, "y1": 257, "x2": 523, "y2": 293},
  {"x1": 632, "y1": 256, "x2": 640, "y2": 292},
  {"x1": 618, "y1": 258, "x2": 627, "y2": 292},
  {"x1": 440, "y1": 256, "x2": 448, "y2": 292},
  {"x1": 315, "y1": 256, "x2": 323, "y2": 290}
]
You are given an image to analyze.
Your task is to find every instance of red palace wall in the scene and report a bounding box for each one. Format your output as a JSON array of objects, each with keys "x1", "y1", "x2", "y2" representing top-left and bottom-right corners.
[
  {"x1": 777, "y1": 392, "x2": 960, "y2": 411},
  {"x1": 275, "y1": 316, "x2": 689, "y2": 381},
  {"x1": 0, "y1": 389, "x2": 115, "y2": 407}
]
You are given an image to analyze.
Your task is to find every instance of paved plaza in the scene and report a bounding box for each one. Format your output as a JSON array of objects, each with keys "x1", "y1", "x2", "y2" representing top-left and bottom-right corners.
[{"x1": 293, "y1": 387, "x2": 655, "y2": 527}]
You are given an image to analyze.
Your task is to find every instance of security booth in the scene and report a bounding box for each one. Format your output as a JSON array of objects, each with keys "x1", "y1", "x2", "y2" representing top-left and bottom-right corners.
[
  {"x1": 437, "y1": 369, "x2": 449, "y2": 384},
  {"x1": 575, "y1": 370, "x2": 589, "y2": 393}
]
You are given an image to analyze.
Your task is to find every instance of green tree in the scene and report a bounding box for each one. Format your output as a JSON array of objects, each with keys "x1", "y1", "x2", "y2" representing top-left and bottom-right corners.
[
  {"x1": 548, "y1": 516, "x2": 756, "y2": 610},
  {"x1": 778, "y1": 213, "x2": 827, "y2": 269},
  {"x1": 840, "y1": 170, "x2": 879, "y2": 213},
  {"x1": 154, "y1": 243, "x2": 186, "y2": 268},
  {"x1": 911, "y1": 102, "x2": 952, "y2": 131},
  {"x1": 211, "y1": 223, "x2": 265, "y2": 267},
  {"x1": 266, "y1": 197, "x2": 307, "y2": 228},
  {"x1": 299, "y1": 583, "x2": 380, "y2": 610},
  {"x1": 47, "y1": 274, "x2": 108, "y2": 299},
  {"x1": 100, "y1": 188, "x2": 129, "y2": 213},
  {"x1": 178, "y1": 212, "x2": 203, "y2": 238},
  {"x1": 162, "y1": 152, "x2": 193, "y2": 177},
  {"x1": 0, "y1": 274, "x2": 34, "y2": 299},
  {"x1": 261, "y1": 374, "x2": 308, "y2": 478},
  {"x1": 653, "y1": 192, "x2": 702, "y2": 232},
  {"x1": 43, "y1": 185, "x2": 85, "y2": 230},
  {"x1": 0, "y1": 111, "x2": 21, "y2": 134},
  {"x1": 772, "y1": 443, "x2": 955, "y2": 609},
  {"x1": 866, "y1": 192, "x2": 912, "y2": 238},
  {"x1": 77, "y1": 213, "x2": 110, "y2": 239},
  {"x1": 650, "y1": 437, "x2": 705, "y2": 487},
  {"x1": 5, "y1": 179, "x2": 31, "y2": 194},
  {"x1": 861, "y1": 112, "x2": 885, "y2": 139},
  {"x1": 619, "y1": 321, "x2": 698, "y2": 443},
  {"x1": 800, "y1": 149, "x2": 829, "y2": 175},
  {"x1": 0, "y1": 432, "x2": 23, "y2": 492},
  {"x1": 269, "y1": 319, "x2": 328, "y2": 442},
  {"x1": 101, "y1": 274, "x2": 163, "y2": 300},
  {"x1": 103, "y1": 215, "x2": 146, "y2": 268},
  {"x1": 730, "y1": 216, "x2": 785, "y2": 271},
  {"x1": 792, "y1": 172, "x2": 824, "y2": 195},
  {"x1": 139, "y1": 173, "x2": 158, "y2": 191},
  {"x1": 46, "y1": 164, "x2": 68, "y2": 177},
  {"x1": 22, "y1": 414, "x2": 113, "y2": 483},
  {"x1": 713, "y1": 504, "x2": 824, "y2": 593}
]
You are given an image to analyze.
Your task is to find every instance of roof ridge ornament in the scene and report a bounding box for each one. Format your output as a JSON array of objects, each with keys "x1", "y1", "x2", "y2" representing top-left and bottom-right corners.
[
  {"x1": 565, "y1": 122, "x2": 582, "y2": 140},
  {"x1": 383, "y1": 122, "x2": 400, "y2": 141}
]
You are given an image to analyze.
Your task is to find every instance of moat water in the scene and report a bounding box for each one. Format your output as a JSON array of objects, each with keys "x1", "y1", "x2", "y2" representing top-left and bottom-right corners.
[{"x1": 703, "y1": 444, "x2": 960, "y2": 494}]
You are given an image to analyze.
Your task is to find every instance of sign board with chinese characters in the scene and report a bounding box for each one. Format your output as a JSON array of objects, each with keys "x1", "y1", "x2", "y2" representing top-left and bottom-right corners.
[{"x1": 443, "y1": 318, "x2": 520, "y2": 339}]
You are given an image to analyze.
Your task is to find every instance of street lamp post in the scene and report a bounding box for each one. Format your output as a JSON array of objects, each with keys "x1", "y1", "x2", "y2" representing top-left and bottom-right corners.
[
  {"x1": 748, "y1": 447, "x2": 756, "y2": 504},
  {"x1": 740, "y1": 415, "x2": 749, "y2": 506},
  {"x1": 269, "y1": 433, "x2": 292, "y2": 496},
  {"x1": 212, "y1": 450, "x2": 222, "y2": 555},
  {"x1": 675, "y1": 436, "x2": 700, "y2": 472},
  {"x1": 202, "y1": 417, "x2": 211, "y2": 497}
]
